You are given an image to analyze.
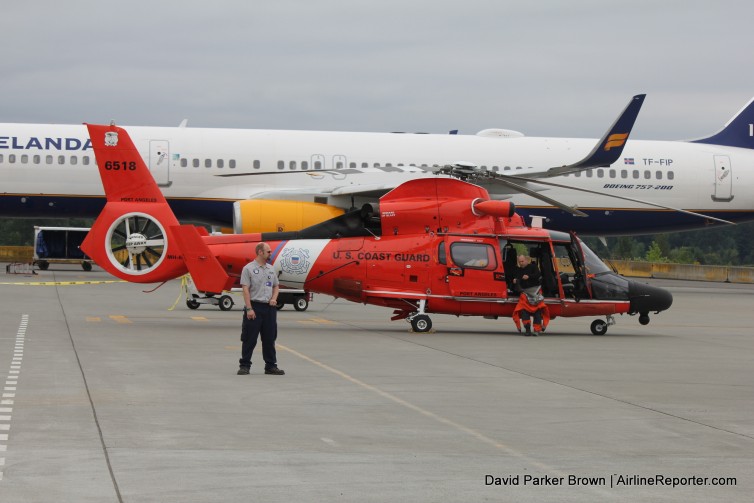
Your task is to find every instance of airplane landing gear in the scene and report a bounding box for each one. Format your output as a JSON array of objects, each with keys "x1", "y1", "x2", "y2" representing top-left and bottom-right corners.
[{"x1": 590, "y1": 314, "x2": 615, "y2": 335}]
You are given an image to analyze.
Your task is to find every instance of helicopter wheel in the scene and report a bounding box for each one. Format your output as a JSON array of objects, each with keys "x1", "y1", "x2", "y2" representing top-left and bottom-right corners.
[
  {"x1": 219, "y1": 295, "x2": 234, "y2": 311},
  {"x1": 639, "y1": 313, "x2": 650, "y2": 325},
  {"x1": 186, "y1": 299, "x2": 200, "y2": 310},
  {"x1": 410, "y1": 315, "x2": 432, "y2": 333},
  {"x1": 590, "y1": 319, "x2": 608, "y2": 336}
]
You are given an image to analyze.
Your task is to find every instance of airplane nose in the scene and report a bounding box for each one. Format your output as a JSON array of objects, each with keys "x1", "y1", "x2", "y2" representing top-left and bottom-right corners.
[{"x1": 628, "y1": 281, "x2": 673, "y2": 314}]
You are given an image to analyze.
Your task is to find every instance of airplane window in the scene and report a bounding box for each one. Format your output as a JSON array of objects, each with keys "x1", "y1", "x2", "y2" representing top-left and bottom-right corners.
[
  {"x1": 586, "y1": 170, "x2": 593, "y2": 178},
  {"x1": 492, "y1": 166, "x2": 499, "y2": 172},
  {"x1": 349, "y1": 162, "x2": 356, "y2": 169},
  {"x1": 515, "y1": 166, "x2": 522, "y2": 170},
  {"x1": 302, "y1": 161, "x2": 309, "y2": 170},
  {"x1": 21, "y1": 154, "x2": 28, "y2": 164},
  {"x1": 362, "y1": 162, "x2": 369, "y2": 168},
  {"x1": 229, "y1": 160, "x2": 236, "y2": 169},
  {"x1": 575, "y1": 171, "x2": 581, "y2": 177},
  {"x1": 315, "y1": 160, "x2": 322, "y2": 169},
  {"x1": 0, "y1": 154, "x2": 3, "y2": 163},
  {"x1": 597, "y1": 169, "x2": 604, "y2": 178},
  {"x1": 8, "y1": 154, "x2": 15, "y2": 163},
  {"x1": 70, "y1": 156, "x2": 77, "y2": 165},
  {"x1": 632, "y1": 170, "x2": 640, "y2": 179},
  {"x1": 83, "y1": 156, "x2": 90, "y2": 165},
  {"x1": 205, "y1": 159, "x2": 212, "y2": 168},
  {"x1": 504, "y1": 166, "x2": 511, "y2": 171},
  {"x1": 193, "y1": 159, "x2": 199, "y2": 168},
  {"x1": 668, "y1": 171, "x2": 674, "y2": 180},
  {"x1": 181, "y1": 158, "x2": 187, "y2": 168},
  {"x1": 656, "y1": 171, "x2": 663, "y2": 180},
  {"x1": 277, "y1": 160, "x2": 284, "y2": 170},
  {"x1": 336, "y1": 161, "x2": 344, "y2": 169},
  {"x1": 253, "y1": 160, "x2": 260, "y2": 169},
  {"x1": 33, "y1": 155, "x2": 40, "y2": 164},
  {"x1": 609, "y1": 169, "x2": 616, "y2": 178},
  {"x1": 289, "y1": 161, "x2": 296, "y2": 170},
  {"x1": 644, "y1": 170, "x2": 651, "y2": 179},
  {"x1": 217, "y1": 159, "x2": 224, "y2": 168},
  {"x1": 58, "y1": 155, "x2": 65, "y2": 165},
  {"x1": 621, "y1": 170, "x2": 627, "y2": 178},
  {"x1": 46, "y1": 155, "x2": 53, "y2": 164}
]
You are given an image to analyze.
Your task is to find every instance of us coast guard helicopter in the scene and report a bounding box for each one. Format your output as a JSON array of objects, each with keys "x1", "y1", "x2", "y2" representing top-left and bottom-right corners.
[{"x1": 80, "y1": 124, "x2": 673, "y2": 335}]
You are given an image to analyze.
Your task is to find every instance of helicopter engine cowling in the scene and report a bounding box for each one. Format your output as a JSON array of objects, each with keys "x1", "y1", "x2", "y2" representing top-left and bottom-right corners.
[{"x1": 233, "y1": 200, "x2": 345, "y2": 233}]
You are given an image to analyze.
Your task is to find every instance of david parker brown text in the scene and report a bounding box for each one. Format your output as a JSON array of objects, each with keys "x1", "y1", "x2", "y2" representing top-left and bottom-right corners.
[{"x1": 485, "y1": 474, "x2": 736, "y2": 488}]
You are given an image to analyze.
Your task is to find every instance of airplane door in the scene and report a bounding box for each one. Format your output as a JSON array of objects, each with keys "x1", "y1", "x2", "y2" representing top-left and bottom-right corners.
[
  {"x1": 149, "y1": 140, "x2": 171, "y2": 187},
  {"x1": 332, "y1": 155, "x2": 347, "y2": 170},
  {"x1": 712, "y1": 155, "x2": 733, "y2": 202},
  {"x1": 311, "y1": 154, "x2": 325, "y2": 170}
]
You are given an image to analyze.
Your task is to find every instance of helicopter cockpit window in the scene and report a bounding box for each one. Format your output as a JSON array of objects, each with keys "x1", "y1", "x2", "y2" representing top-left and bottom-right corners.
[{"x1": 450, "y1": 242, "x2": 497, "y2": 270}]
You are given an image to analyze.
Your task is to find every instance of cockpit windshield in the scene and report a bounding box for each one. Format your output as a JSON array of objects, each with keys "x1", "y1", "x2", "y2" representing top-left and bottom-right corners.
[{"x1": 577, "y1": 238, "x2": 612, "y2": 275}]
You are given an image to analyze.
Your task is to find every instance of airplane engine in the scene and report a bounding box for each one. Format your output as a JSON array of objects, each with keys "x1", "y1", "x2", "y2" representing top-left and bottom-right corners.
[{"x1": 233, "y1": 200, "x2": 345, "y2": 233}]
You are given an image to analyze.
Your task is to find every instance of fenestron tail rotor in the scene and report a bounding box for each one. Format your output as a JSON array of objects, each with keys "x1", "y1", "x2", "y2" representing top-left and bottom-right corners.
[{"x1": 106, "y1": 212, "x2": 168, "y2": 275}]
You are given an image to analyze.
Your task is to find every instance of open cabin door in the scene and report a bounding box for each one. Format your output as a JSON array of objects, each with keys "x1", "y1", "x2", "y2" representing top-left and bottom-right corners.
[{"x1": 569, "y1": 231, "x2": 593, "y2": 299}]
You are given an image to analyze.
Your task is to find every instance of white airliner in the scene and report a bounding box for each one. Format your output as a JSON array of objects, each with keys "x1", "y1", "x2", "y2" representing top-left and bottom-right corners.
[{"x1": 2, "y1": 95, "x2": 753, "y2": 235}]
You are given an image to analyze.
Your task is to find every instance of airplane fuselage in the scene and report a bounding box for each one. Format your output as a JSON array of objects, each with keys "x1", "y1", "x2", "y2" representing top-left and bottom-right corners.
[{"x1": 2, "y1": 123, "x2": 753, "y2": 235}]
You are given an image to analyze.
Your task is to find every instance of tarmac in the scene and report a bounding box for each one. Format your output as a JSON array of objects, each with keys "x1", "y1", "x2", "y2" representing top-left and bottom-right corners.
[{"x1": 0, "y1": 264, "x2": 752, "y2": 502}]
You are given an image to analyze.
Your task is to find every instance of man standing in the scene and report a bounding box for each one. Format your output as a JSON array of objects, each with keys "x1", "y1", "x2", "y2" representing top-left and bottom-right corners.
[{"x1": 237, "y1": 242, "x2": 285, "y2": 375}]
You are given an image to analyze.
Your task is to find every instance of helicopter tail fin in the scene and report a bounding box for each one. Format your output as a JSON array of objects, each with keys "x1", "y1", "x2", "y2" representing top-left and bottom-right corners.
[{"x1": 80, "y1": 124, "x2": 191, "y2": 285}]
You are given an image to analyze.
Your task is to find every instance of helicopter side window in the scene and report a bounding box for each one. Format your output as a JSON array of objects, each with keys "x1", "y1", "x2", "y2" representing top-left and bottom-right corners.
[
  {"x1": 438, "y1": 242, "x2": 446, "y2": 265},
  {"x1": 450, "y1": 242, "x2": 497, "y2": 270}
]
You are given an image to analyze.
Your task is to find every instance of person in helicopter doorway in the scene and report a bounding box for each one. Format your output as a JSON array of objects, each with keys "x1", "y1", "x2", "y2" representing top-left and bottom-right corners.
[{"x1": 511, "y1": 254, "x2": 550, "y2": 336}]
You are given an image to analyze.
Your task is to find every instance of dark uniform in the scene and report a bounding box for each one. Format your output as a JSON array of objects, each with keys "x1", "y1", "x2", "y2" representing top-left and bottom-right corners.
[{"x1": 238, "y1": 258, "x2": 283, "y2": 374}]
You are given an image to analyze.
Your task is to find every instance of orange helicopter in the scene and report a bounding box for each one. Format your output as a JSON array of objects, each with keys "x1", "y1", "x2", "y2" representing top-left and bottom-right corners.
[{"x1": 80, "y1": 124, "x2": 672, "y2": 335}]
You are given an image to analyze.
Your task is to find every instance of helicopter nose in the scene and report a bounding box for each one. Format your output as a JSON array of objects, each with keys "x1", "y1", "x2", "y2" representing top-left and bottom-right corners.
[{"x1": 628, "y1": 281, "x2": 673, "y2": 314}]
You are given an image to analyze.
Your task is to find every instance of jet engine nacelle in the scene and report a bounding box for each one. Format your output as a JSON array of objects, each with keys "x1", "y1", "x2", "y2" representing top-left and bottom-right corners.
[{"x1": 233, "y1": 200, "x2": 345, "y2": 233}]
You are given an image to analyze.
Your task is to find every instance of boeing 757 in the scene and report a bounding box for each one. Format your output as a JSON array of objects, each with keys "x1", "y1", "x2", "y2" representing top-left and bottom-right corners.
[{"x1": 1, "y1": 94, "x2": 752, "y2": 235}]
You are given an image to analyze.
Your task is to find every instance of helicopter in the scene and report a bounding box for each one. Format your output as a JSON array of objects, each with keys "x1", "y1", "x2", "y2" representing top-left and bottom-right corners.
[{"x1": 80, "y1": 124, "x2": 673, "y2": 335}]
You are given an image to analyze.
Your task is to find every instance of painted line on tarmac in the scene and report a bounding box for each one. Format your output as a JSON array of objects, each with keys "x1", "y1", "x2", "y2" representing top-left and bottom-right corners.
[
  {"x1": 279, "y1": 343, "x2": 614, "y2": 497},
  {"x1": 0, "y1": 280, "x2": 125, "y2": 286},
  {"x1": 0, "y1": 314, "x2": 27, "y2": 482}
]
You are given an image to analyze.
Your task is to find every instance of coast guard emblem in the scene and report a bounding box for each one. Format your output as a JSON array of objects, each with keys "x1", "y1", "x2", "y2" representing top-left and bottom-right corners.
[
  {"x1": 281, "y1": 247, "x2": 310, "y2": 275},
  {"x1": 105, "y1": 131, "x2": 119, "y2": 147}
]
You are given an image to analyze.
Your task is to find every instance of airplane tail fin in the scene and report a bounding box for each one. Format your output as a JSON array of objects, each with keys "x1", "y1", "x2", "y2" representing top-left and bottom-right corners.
[
  {"x1": 691, "y1": 97, "x2": 754, "y2": 149},
  {"x1": 80, "y1": 124, "x2": 200, "y2": 285}
]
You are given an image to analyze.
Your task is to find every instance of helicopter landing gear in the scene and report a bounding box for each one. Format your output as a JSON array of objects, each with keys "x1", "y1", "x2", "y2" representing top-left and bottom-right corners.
[
  {"x1": 407, "y1": 299, "x2": 433, "y2": 333},
  {"x1": 410, "y1": 315, "x2": 432, "y2": 333},
  {"x1": 590, "y1": 314, "x2": 615, "y2": 335},
  {"x1": 639, "y1": 312, "x2": 650, "y2": 325}
]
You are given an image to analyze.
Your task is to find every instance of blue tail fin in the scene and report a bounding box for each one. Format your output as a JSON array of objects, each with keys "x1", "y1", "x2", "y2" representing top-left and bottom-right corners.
[{"x1": 692, "y1": 97, "x2": 754, "y2": 149}]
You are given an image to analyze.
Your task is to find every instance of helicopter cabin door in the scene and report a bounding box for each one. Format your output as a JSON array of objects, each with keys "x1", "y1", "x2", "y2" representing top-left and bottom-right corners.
[
  {"x1": 443, "y1": 237, "x2": 504, "y2": 300},
  {"x1": 569, "y1": 231, "x2": 593, "y2": 299}
]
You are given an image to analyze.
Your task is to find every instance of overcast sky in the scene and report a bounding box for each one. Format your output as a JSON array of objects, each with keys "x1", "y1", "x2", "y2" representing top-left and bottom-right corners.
[{"x1": 2, "y1": 1, "x2": 752, "y2": 140}]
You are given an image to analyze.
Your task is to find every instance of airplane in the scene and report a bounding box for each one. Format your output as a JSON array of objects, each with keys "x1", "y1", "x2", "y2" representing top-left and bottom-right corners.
[
  {"x1": 79, "y1": 123, "x2": 673, "y2": 335},
  {"x1": 3, "y1": 94, "x2": 753, "y2": 235}
]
